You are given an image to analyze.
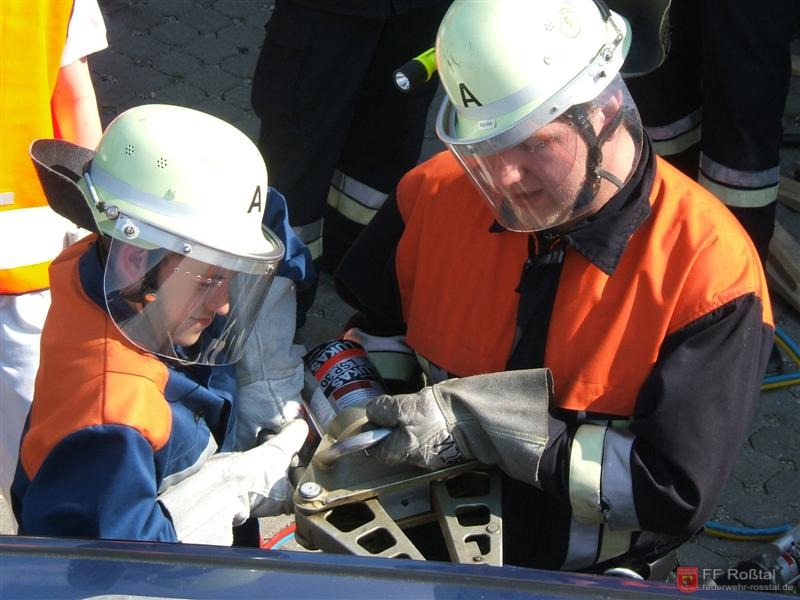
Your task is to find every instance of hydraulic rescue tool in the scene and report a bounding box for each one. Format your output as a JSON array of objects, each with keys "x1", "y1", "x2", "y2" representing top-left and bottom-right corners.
[{"x1": 291, "y1": 339, "x2": 503, "y2": 564}]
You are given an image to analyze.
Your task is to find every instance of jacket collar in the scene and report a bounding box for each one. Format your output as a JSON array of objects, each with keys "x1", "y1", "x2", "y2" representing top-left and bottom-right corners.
[{"x1": 79, "y1": 239, "x2": 111, "y2": 310}]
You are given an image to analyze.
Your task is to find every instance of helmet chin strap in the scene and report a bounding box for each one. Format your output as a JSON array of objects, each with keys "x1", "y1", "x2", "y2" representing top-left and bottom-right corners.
[{"x1": 563, "y1": 104, "x2": 626, "y2": 213}]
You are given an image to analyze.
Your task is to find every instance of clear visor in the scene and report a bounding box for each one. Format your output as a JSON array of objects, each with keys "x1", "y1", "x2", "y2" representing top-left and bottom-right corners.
[
  {"x1": 443, "y1": 77, "x2": 641, "y2": 232},
  {"x1": 449, "y1": 115, "x2": 586, "y2": 232},
  {"x1": 104, "y1": 214, "x2": 280, "y2": 365}
]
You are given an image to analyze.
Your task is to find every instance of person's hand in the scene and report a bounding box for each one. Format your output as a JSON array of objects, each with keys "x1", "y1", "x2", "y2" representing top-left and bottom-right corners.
[
  {"x1": 366, "y1": 388, "x2": 465, "y2": 470},
  {"x1": 366, "y1": 370, "x2": 553, "y2": 486},
  {"x1": 158, "y1": 419, "x2": 308, "y2": 545},
  {"x1": 245, "y1": 418, "x2": 309, "y2": 517},
  {"x1": 236, "y1": 376, "x2": 303, "y2": 451}
]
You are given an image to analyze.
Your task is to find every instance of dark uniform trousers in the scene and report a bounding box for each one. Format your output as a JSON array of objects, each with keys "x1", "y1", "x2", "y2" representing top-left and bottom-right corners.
[
  {"x1": 625, "y1": 0, "x2": 800, "y2": 263},
  {"x1": 251, "y1": 0, "x2": 451, "y2": 283}
]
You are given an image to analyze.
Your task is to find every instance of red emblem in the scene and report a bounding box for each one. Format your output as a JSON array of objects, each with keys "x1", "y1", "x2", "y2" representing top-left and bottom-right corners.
[{"x1": 677, "y1": 566, "x2": 699, "y2": 593}]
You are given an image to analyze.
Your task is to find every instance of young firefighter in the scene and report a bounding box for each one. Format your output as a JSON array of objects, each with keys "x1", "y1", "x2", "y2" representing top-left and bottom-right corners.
[
  {"x1": 335, "y1": 0, "x2": 775, "y2": 574},
  {"x1": 12, "y1": 104, "x2": 309, "y2": 545}
]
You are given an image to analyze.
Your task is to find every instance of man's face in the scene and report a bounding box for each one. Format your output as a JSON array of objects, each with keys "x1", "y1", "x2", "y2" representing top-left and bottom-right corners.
[
  {"x1": 154, "y1": 254, "x2": 233, "y2": 347},
  {"x1": 482, "y1": 119, "x2": 587, "y2": 229}
]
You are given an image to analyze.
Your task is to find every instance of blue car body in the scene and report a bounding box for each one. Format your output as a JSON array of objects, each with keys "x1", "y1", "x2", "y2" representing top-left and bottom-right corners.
[{"x1": 0, "y1": 534, "x2": 776, "y2": 598}]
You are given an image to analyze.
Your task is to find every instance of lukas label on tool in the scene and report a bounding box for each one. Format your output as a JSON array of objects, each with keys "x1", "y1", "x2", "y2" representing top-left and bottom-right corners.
[{"x1": 304, "y1": 339, "x2": 387, "y2": 435}]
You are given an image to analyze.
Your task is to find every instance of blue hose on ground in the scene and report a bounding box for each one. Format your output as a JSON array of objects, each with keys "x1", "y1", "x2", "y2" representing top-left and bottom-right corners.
[
  {"x1": 775, "y1": 326, "x2": 800, "y2": 361},
  {"x1": 762, "y1": 326, "x2": 800, "y2": 389},
  {"x1": 704, "y1": 520, "x2": 793, "y2": 542}
]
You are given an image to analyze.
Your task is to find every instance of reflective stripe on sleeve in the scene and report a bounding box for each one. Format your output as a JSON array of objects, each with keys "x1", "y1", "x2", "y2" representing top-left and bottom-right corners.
[
  {"x1": 304, "y1": 238, "x2": 323, "y2": 261},
  {"x1": 562, "y1": 520, "x2": 601, "y2": 570},
  {"x1": 563, "y1": 422, "x2": 637, "y2": 569},
  {"x1": 341, "y1": 329, "x2": 420, "y2": 384},
  {"x1": 597, "y1": 528, "x2": 632, "y2": 565},
  {"x1": 569, "y1": 424, "x2": 607, "y2": 524},
  {"x1": 562, "y1": 520, "x2": 633, "y2": 570},
  {"x1": 157, "y1": 434, "x2": 218, "y2": 493},
  {"x1": 367, "y1": 351, "x2": 421, "y2": 384},
  {"x1": 415, "y1": 352, "x2": 450, "y2": 384},
  {"x1": 649, "y1": 127, "x2": 701, "y2": 157},
  {"x1": 331, "y1": 170, "x2": 389, "y2": 210},
  {"x1": 600, "y1": 429, "x2": 639, "y2": 531}
]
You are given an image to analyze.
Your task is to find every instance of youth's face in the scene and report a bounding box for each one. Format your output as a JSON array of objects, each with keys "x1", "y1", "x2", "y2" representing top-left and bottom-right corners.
[{"x1": 154, "y1": 255, "x2": 233, "y2": 347}]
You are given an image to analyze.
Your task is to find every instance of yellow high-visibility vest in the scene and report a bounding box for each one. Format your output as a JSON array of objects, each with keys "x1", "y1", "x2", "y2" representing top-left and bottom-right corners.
[{"x1": 0, "y1": 1, "x2": 74, "y2": 294}]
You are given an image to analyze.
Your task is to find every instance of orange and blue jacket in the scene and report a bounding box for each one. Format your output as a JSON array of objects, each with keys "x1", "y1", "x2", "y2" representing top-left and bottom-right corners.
[
  {"x1": 10, "y1": 236, "x2": 237, "y2": 541},
  {"x1": 335, "y1": 141, "x2": 774, "y2": 570},
  {"x1": 11, "y1": 190, "x2": 315, "y2": 541}
]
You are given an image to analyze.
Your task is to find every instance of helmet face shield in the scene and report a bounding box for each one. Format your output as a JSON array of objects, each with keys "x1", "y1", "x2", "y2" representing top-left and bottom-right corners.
[
  {"x1": 446, "y1": 111, "x2": 588, "y2": 231},
  {"x1": 440, "y1": 75, "x2": 644, "y2": 232},
  {"x1": 444, "y1": 101, "x2": 616, "y2": 232},
  {"x1": 104, "y1": 214, "x2": 280, "y2": 365},
  {"x1": 434, "y1": 0, "x2": 638, "y2": 231}
]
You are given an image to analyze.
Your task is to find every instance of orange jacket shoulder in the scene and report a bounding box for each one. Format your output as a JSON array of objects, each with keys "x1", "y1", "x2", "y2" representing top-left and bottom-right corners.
[{"x1": 21, "y1": 238, "x2": 173, "y2": 479}]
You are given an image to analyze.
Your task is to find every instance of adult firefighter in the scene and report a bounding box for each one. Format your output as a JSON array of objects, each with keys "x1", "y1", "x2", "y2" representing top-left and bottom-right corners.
[
  {"x1": 12, "y1": 105, "x2": 310, "y2": 546},
  {"x1": 335, "y1": 0, "x2": 775, "y2": 574}
]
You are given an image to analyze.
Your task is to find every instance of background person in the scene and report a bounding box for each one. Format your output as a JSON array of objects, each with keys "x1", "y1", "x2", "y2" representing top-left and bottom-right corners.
[
  {"x1": 0, "y1": 0, "x2": 107, "y2": 528},
  {"x1": 250, "y1": 0, "x2": 452, "y2": 323},
  {"x1": 624, "y1": 0, "x2": 800, "y2": 266}
]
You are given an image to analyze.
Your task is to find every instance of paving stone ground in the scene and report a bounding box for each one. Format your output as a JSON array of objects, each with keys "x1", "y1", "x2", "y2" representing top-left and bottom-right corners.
[{"x1": 2, "y1": 0, "x2": 799, "y2": 587}]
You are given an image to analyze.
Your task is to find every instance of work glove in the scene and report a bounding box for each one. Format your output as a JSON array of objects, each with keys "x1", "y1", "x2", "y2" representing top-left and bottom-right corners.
[
  {"x1": 366, "y1": 369, "x2": 553, "y2": 486},
  {"x1": 159, "y1": 418, "x2": 308, "y2": 546},
  {"x1": 235, "y1": 276, "x2": 305, "y2": 450}
]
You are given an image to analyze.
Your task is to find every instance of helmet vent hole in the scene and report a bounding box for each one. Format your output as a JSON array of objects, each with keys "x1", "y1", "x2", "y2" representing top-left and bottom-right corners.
[
  {"x1": 156, "y1": 157, "x2": 168, "y2": 169},
  {"x1": 124, "y1": 144, "x2": 135, "y2": 156}
]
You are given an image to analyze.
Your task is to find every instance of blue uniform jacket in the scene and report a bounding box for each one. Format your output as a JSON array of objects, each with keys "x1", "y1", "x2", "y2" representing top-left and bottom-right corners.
[{"x1": 11, "y1": 189, "x2": 313, "y2": 541}]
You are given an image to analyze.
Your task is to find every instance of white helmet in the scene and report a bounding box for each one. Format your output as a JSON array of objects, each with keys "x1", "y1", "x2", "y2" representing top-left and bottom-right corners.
[
  {"x1": 81, "y1": 104, "x2": 284, "y2": 365},
  {"x1": 435, "y1": 0, "x2": 643, "y2": 231}
]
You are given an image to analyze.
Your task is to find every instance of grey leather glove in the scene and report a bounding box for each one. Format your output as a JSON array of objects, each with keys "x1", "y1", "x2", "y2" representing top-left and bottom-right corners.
[
  {"x1": 235, "y1": 277, "x2": 305, "y2": 450},
  {"x1": 159, "y1": 419, "x2": 308, "y2": 546},
  {"x1": 366, "y1": 369, "x2": 553, "y2": 486}
]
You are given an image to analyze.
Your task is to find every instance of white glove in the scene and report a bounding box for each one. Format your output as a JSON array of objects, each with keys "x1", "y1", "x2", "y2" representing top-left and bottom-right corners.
[
  {"x1": 158, "y1": 419, "x2": 308, "y2": 546},
  {"x1": 235, "y1": 276, "x2": 305, "y2": 450}
]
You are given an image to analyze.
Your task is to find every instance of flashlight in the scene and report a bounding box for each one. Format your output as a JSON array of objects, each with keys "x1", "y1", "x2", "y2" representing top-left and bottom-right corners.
[{"x1": 393, "y1": 47, "x2": 437, "y2": 93}]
